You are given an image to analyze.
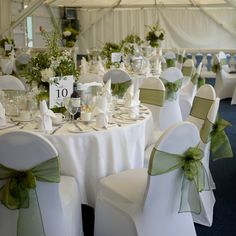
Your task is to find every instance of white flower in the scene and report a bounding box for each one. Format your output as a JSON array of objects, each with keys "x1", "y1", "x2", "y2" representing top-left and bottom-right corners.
[
  {"x1": 155, "y1": 30, "x2": 162, "y2": 38},
  {"x1": 63, "y1": 31, "x2": 71, "y2": 37},
  {"x1": 41, "y1": 68, "x2": 55, "y2": 82}
]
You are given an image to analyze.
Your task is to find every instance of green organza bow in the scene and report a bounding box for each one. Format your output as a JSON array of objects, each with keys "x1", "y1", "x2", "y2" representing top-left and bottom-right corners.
[
  {"x1": 148, "y1": 146, "x2": 209, "y2": 214},
  {"x1": 212, "y1": 58, "x2": 227, "y2": 73},
  {"x1": 139, "y1": 88, "x2": 165, "y2": 107},
  {"x1": 0, "y1": 157, "x2": 60, "y2": 236},
  {"x1": 166, "y1": 59, "x2": 176, "y2": 68},
  {"x1": 200, "y1": 115, "x2": 233, "y2": 161},
  {"x1": 111, "y1": 80, "x2": 132, "y2": 98},
  {"x1": 161, "y1": 78, "x2": 182, "y2": 101}
]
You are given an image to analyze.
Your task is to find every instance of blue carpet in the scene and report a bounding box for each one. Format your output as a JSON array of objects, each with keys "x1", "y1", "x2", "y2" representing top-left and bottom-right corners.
[
  {"x1": 195, "y1": 98, "x2": 236, "y2": 236},
  {"x1": 82, "y1": 98, "x2": 236, "y2": 236}
]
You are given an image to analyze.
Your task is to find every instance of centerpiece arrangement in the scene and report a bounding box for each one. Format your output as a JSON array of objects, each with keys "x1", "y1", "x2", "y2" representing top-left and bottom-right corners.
[
  {"x1": 21, "y1": 29, "x2": 80, "y2": 102},
  {"x1": 0, "y1": 37, "x2": 15, "y2": 56},
  {"x1": 145, "y1": 22, "x2": 165, "y2": 48}
]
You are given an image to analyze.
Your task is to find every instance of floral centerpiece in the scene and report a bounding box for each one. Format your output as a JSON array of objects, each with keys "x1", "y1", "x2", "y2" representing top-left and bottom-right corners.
[
  {"x1": 145, "y1": 22, "x2": 165, "y2": 48},
  {"x1": 62, "y1": 26, "x2": 79, "y2": 47},
  {"x1": 21, "y1": 30, "x2": 80, "y2": 102},
  {"x1": 0, "y1": 37, "x2": 15, "y2": 56},
  {"x1": 120, "y1": 34, "x2": 144, "y2": 55},
  {"x1": 100, "y1": 42, "x2": 121, "y2": 69}
]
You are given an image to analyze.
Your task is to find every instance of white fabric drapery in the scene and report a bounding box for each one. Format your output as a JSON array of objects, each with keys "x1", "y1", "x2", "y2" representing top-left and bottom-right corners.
[{"x1": 77, "y1": 7, "x2": 236, "y2": 52}]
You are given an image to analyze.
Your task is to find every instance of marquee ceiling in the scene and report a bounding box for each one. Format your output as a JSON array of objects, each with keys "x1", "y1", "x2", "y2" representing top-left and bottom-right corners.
[{"x1": 45, "y1": 0, "x2": 236, "y2": 8}]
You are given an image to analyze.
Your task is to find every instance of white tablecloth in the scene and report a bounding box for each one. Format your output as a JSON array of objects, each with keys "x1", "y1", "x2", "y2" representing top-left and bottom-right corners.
[
  {"x1": 0, "y1": 111, "x2": 153, "y2": 206},
  {"x1": 47, "y1": 115, "x2": 153, "y2": 206}
]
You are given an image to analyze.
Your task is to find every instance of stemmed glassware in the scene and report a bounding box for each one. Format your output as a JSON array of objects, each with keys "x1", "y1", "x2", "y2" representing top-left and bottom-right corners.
[{"x1": 65, "y1": 97, "x2": 79, "y2": 123}]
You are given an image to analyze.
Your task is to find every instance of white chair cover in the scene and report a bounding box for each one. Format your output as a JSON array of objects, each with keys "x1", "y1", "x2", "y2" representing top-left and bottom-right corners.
[
  {"x1": 187, "y1": 84, "x2": 216, "y2": 130},
  {"x1": 214, "y1": 51, "x2": 236, "y2": 99},
  {"x1": 160, "y1": 67, "x2": 183, "y2": 130},
  {"x1": 192, "y1": 98, "x2": 220, "y2": 227},
  {"x1": 94, "y1": 122, "x2": 198, "y2": 236},
  {"x1": 103, "y1": 68, "x2": 131, "y2": 84},
  {"x1": 139, "y1": 78, "x2": 165, "y2": 167},
  {"x1": 179, "y1": 62, "x2": 202, "y2": 120},
  {"x1": 0, "y1": 131, "x2": 83, "y2": 236},
  {"x1": 0, "y1": 75, "x2": 25, "y2": 90}
]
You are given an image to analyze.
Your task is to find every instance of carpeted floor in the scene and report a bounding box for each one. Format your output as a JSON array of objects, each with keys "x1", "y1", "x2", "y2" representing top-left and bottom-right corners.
[{"x1": 82, "y1": 97, "x2": 236, "y2": 236}]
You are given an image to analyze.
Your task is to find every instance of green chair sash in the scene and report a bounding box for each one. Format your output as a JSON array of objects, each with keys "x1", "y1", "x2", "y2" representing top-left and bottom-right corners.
[
  {"x1": 177, "y1": 54, "x2": 184, "y2": 64},
  {"x1": 198, "y1": 76, "x2": 205, "y2": 89},
  {"x1": 182, "y1": 66, "x2": 194, "y2": 77},
  {"x1": 190, "y1": 97, "x2": 214, "y2": 120},
  {"x1": 139, "y1": 88, "x2": 165, "y2": 107},
  {"x1": 161, "y1": 78, "x2": 182, "y2": 101},
  {"x1": 212, "y1": 58, "x2": 227, "y2": 73},
  {"x1": 166, "y1": 59, "x2": 176, "y2": 68},
  {"x1": 111, "y1": 80, "x2": 132, "y2": 98},
  {"x1": 0, "y1": 157, "x2": 60, "y2": 236},
  {"x1": 220, "y1": 58, "x2": 227, "y2": 66},
  {"x1": 200, "y1": 115, "x2": 233, "y2": 161},
  {"x1": 191, "y1": 73, "x2": 199, "y2": 85},
  {"x1": 148, "y1": 147, "x2": 209, "y2": 214}
]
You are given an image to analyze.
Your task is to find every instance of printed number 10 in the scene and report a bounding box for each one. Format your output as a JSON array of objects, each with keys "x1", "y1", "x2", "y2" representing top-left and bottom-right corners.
[{"x1": 56, "y1": 88, "x2": 68, "y2": 98}]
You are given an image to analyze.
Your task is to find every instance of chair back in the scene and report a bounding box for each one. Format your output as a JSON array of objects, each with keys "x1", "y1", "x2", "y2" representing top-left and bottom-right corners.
[
  {"x1": 0, "y1": 75, "x2": 25, "y2": 90},
  {"x1": 103, "y1": 69, "x2": 132, "y2": 97},
  {"x1": 187, "y1": 84, "x2": 216, "y2": 130},
  {"x1": 218, "y1": 51, "x2": 230, "y2": 72},
  {"x1": 0, "y1": 131, "x2": 67, "y2": 236},
  {"x1": 159, "y1": 67, "x2": 183, "y2": 130},
  {"x1": 143, "y1": 122, "x2": 199, "y2": 236},
  {"x1": 103, "y1": 68, "x2": 131, "y2": 84},
  {"x1": 182, "y1": 59, "x2": 195, "y2": 77},
  {"x1": 140, "y1": 78, "x2": 165, "y2": 130},
  {"x1": 163, "y1": 51, "x2": 176, "y2": 68}
]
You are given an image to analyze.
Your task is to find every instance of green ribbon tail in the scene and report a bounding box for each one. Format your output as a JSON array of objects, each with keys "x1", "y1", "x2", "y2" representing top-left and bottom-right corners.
[
  {"x1": 179, "y1": 177, "x2": 201, "y2": 214},
  {"x1": 211, "y1": 131, "x2": 233, "y2": 161},
  {"x1": 17, "y1": 189, "x2": 45, "y2": 236}
]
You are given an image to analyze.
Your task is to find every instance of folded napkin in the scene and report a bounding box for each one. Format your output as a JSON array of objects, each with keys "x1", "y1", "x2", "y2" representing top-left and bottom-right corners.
[
  {"x1": 124, "y1": 84, "x2": 134, "y2": 107},
  {"x1": 96, "y1": 57, "x2": 105, "y2": 75},
  {"x1": 92, "y1": 95, "x2": 109, "y2": 127},
  {"x1": 0, "y1": 51, "x2": 16, "y2": 75},
  {"x1": 39, "y1": 100, "x2": 56, "y2": 132},
  {"x1": 103, "y1": 79, "x2": 111, "y2": 96},
  {"x1": 0, "y1": 102, "x2": 6, "y2": 126},
  {"x1": 80, "y1": 57, "x2": 89, "y2": 75}
]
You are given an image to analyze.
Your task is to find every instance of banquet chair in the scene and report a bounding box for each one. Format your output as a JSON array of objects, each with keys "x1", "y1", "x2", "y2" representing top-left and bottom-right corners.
[
  {"x1": 179, "y1": 62, "x2": 202, "y2": 120},
  {"x1": 187, "y1": 84, "x2": 216, "y2": 131},
  {"x1": 159, "y1": 67, "x2": 183, "y2": 130},
  {"x1": 191, "y1": 98, "x2": 220, "y2": 227},
  {"x1": 214, "y1": 51, "x2": 236, "y2": 99},
  {"x1": 103, "y1": 68, "x2": 132, "y2": 97},
  {"x1": 163, "y1": 51, "x2": 176, "y2": 68},
  {"x1": 176, "y1": 49, "x2": 186, "y2": 70},
  {"x1": 0, "y1": 131, "x2": 83, "y2": 236},
  {"x1": 94, "y1": 122, "x2": 199, "y2": 236},
  {"x1": 0, "y1": 75, "x2": 25, "y2": 90}
]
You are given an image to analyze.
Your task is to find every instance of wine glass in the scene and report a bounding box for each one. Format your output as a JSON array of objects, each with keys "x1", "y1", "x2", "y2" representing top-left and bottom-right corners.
[{"x1": 66, "y1": 98, "x2": 79, "y2": 123}]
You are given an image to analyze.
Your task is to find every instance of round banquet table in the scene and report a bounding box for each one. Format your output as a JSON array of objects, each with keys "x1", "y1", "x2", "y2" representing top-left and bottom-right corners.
[{"x1": 46, "y1": 112, "x2": 153, "y2": 206}]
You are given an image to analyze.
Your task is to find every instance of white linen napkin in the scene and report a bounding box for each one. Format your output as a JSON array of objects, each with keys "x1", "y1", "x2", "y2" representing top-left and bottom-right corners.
[
  {"x1": 124, "y1": 84, "x2": 134, "y2": 107},
  {"x1": 96, "y1": 56, "x2": 105, "y2": 75},
  {"x1": 0, "y1": 102, "x2": 6, "y2": 126},
  {"x1": 92, "y1": 95, "x2": 108, "y2": 127},
  {"x1": 39, "y1": 100, "x2": 56, "y2": 132},
  {"x1": 80, "y1": 57, "x2": 89, "y2": 75}
]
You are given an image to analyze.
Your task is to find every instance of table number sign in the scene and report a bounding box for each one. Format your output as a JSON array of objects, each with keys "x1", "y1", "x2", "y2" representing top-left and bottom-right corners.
[
  {"x1": 49, "y1": 76, "x2": 74, "y2": 108},
  {"x1": 111, "y1": 52, "x2": 123, "y2": 63}
]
